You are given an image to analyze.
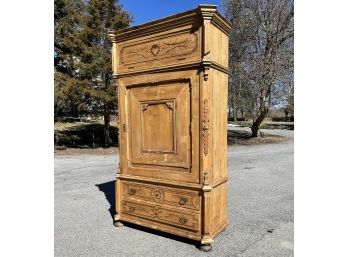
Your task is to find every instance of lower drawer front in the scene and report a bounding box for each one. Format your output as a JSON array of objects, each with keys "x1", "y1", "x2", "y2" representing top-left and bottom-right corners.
[{"x1": 121, "y1": 200, "x2": 200, "y2": 231}]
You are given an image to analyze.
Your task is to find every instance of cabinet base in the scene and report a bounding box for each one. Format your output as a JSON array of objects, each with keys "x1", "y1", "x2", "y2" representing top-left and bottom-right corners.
[
  {"x1": 113, "y1": 221, "x2": 124, "y2": 227},
  {"x1": 199, "y1": 244, "x2": 212, "y2": 252}
]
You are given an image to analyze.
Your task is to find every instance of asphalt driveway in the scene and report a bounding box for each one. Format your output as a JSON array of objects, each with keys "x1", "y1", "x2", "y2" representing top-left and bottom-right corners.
[{"x1": 55, "y1": 128, "x2": 293, "y2": 257}]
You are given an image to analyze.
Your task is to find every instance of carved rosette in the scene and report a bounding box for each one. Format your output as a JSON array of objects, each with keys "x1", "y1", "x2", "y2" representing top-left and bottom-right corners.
[
  {"x1": 152, "y1": 189, "x2": 163, "y2": 201},
  {"x1": 202, "y1": 99, "x2": 209, "y2": 155}
]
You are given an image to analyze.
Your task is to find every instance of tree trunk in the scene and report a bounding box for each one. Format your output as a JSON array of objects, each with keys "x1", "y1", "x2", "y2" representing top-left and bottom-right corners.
[
  {"x1": 104, "y1": 113, "x2": 111, "y2": 147},
  {"x1": 251, "y1": 106, "x2": 269, "y2": 137},
  {"x1": 232, "y1": 83, "x2": 238, "y2": 122},
  {"x1": 232, "y1": 94, "x2": 237, "y2": 122},
  {"x1": 233, "y1": 109, "x2": 237, "y2": 122}
]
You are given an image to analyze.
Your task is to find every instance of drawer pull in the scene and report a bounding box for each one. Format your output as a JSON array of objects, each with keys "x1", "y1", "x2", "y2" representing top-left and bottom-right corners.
[
  {"x1": 129, "y1": 188, "x2": 136, "y2": 195},
  {"x1": 128, "y1": 207, "x2": 135, "y2": 213},
  {"x1": 179, "y1": 217, "x2": 187, "y2": 225},
  {"x1": 179, "y1": 197, "x2": 188, "y2": 205}
]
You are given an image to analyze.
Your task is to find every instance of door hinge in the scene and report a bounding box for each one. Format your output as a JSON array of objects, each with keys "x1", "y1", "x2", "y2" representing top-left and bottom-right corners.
[{"x1": 123, "y1": 123, "x2": 128, "y2": 132}]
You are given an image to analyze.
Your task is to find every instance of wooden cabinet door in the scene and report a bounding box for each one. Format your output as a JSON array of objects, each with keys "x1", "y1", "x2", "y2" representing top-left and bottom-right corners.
[{"x1": 119, "y1": 72, "x2": 199, "y2": 183}]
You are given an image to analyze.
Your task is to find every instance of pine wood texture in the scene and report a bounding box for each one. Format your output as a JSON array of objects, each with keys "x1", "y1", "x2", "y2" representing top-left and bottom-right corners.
[{"x1": 109, "y1": 4, "x2": 231, "y2": 247}]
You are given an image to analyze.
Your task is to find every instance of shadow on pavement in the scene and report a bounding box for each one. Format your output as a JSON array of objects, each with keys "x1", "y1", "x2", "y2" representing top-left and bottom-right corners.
[
  {"x1": 95, "y1": 180, "x2": 116, "y2": 219},
  {"x1": 95, "y1": 180, "x2": 200, "y2": 249}
]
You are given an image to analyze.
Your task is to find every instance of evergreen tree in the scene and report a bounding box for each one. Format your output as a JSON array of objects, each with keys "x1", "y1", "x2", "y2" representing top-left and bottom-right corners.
[
  {"x1": 79, "y1": 0, "x2": 131, "y2": 146},
  {"x1": 54, "y1": 0, "x2": 86, "y2": 118},
  {"x1": 54, "y1": 0, "x2": 131, "y2": 146}
]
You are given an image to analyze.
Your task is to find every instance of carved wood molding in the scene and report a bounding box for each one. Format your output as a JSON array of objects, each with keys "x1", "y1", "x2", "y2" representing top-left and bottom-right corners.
[
  {"x1": 141, "y1": 101, "x2": 174, "y2": 111},
  {"x1": 118, "y1": 174, "x2": 203, "y2": 190},
  {"x1": 113, "y1": 60, "x2": 228, "y2": 79},
  {"x1": 202, "y1": 171, "x2": 213, "y2": 192},
  {"x1": 109, "y1": 5, "x2": 231, "y2": 43},
  {"x1": 202, "y1": 99, "x2": 210, "y2": 155},
  {"x1": 120, "y1": 32, "x2": 198, "y2": 65},
  {"x1": 125, "y1": 78, "x2": 191, "y2": 88},
  {"x1": 203, "y1": 171, "x2": 209, "y2": 185}
]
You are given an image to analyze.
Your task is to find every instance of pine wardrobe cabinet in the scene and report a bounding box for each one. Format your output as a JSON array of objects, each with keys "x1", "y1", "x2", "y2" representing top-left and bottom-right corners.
[{"x1": 109, "y1": 5, "x2": 231, "y2": 251}]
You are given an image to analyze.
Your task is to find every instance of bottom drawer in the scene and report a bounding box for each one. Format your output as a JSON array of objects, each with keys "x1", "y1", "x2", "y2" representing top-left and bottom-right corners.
[{"x1": 121, "y1": 200, "x2": 200, "y2": 232}]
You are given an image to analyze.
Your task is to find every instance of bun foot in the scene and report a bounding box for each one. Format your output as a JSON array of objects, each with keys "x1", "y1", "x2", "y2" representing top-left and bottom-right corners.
[
  {"x1": 199, "y1": 244, "x2": 212, "y2": 252},
  {"x1": 113, "y1": 221, "x2": 124, "y2": 227}
]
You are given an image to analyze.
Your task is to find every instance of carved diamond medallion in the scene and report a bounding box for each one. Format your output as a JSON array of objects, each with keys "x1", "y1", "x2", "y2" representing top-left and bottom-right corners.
[{"x1": 150, "y1": 44, "x2": 160, "y2": 56}]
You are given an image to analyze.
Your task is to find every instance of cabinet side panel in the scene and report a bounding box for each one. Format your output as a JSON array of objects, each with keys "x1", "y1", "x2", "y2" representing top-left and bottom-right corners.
[
  {"x1": 209, "y1": 182, "x2": 228, "y2": 237},
  {"x1": 209, "y1": 25, "x2": 229, "y2": 68},
  {"x1": 211, "y1": 69, "x2": 228, "y2": 183}
]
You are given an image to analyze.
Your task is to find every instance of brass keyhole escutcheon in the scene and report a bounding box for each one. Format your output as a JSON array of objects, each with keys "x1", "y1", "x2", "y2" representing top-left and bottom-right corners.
[
  {"x1": 128, "y1": 207, "x2": 135, "y2": 213},
  {"x1": 129, "y1": 188, "x2": 136, "y2": 195},
  {"x1": 179, "y1": 217, "x2": 187, "y2": 224},
  {"x1": 179, "y1": 197, "x2": 188, "y2": 205}
]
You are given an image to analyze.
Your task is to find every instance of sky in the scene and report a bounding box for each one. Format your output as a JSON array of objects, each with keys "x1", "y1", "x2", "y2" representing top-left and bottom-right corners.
[{"x1": 118, "y1": 0, "x2": 224, "y2": 26}]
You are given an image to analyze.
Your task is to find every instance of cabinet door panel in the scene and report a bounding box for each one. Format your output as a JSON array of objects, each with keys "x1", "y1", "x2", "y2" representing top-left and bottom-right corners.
[
  {"x1": 119, "y1": 71, "x2": 200, "y2": 184},
  {"x1": 128, "y1": 80, "x2": 190, "y2": 168}
]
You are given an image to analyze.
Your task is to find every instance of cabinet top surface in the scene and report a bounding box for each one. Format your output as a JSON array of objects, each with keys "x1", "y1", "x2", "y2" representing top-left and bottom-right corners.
[{"x1": 109, "y1": 4, "x2": 231, "y2": 43}]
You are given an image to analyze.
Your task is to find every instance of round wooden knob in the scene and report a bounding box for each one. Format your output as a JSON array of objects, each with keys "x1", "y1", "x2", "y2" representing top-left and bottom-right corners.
[
  {"x1": 179, "y1": 198, "x2": 187, "y2": 205},
  {"x1": 179, "y1": 217, "x2": 187, "y2": 224}
]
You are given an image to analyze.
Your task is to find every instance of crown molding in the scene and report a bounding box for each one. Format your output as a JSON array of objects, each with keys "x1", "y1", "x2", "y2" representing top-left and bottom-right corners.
[{"x1": 109, "y1": 5, "x2": 231, "y2": 43}]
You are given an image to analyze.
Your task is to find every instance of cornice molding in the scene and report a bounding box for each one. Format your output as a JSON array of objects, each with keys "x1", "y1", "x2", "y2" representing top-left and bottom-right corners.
[
  {"x1": 109, "y1": 5, "x2": 231, "y2": 43},
  {"x1": 211, "y1": 14, "x2": 232, "y2": 36}
]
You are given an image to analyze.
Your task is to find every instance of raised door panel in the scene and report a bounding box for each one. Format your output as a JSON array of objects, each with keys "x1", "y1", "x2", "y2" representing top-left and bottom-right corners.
[
  {"x1": 129, "y1": 80, "x2": 190, "y2": 168},
  {"x1": 119, "y1": 71, "x2": 200, "y2": 183}
]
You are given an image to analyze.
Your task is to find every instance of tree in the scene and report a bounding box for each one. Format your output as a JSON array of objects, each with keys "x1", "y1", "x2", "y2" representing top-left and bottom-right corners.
[
  {"x1": 223, "y1": 0, "x2": 255, "y2": 122},
  {"x1": 54, "y1": 0, "x2": 86, "y2": 118},
  {"x1": 78, "y1": 0, "x2": 131, "y2": 146},
  {"x1": 223, "y1": 0, "x2": 294, "y2": 136},
  {"x1": 54, "y1": 0, "x2": 131, "y2": 146}
]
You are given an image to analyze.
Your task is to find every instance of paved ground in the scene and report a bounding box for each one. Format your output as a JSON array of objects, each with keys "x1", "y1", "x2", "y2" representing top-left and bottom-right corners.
[{"x1": 55, "y1": 128, "x2": 293, "y2": 257}]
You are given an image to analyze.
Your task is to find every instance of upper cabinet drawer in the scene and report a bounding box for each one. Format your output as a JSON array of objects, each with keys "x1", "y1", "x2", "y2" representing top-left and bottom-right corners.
[{"x1": 117, "y1": 27, "x2": 201, "y2": 73}]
